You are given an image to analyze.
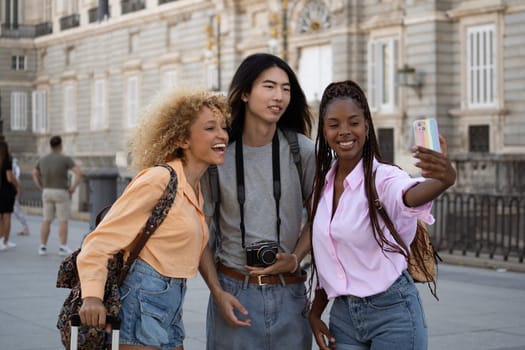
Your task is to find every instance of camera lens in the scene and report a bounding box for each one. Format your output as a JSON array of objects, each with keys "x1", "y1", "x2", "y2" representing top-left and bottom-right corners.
[{"x1": 259, "y1": 248, "x2": 277, "y2": 265}]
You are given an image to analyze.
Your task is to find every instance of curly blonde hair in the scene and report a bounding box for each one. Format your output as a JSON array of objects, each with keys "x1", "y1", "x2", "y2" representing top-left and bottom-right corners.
[{"x1": 130, "y1": 88, "x2": 230, "y2": 171}]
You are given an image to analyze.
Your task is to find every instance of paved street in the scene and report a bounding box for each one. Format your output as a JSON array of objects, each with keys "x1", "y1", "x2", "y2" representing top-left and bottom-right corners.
[{"x1": 1, "y1": 214, "x2": 525, "y2": 350}]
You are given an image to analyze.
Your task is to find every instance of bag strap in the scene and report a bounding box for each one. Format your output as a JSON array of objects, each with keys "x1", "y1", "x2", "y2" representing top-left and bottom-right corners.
[
  {"x1": 117, "y1": 164, "x2": 178, "y2": 285},
  {"x1": 371, "y1": 170, "x2": 440, "y2": 299},
  {"x1": 282, "y1": 129, "x2": 304, "y2": 200}
]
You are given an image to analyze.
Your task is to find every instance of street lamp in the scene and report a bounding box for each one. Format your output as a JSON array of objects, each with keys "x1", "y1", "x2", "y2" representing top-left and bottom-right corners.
[
  {"x1": 267, "y1": 0, "x2": 289, "y2": 61},
  {"x1": 397, "y1": 64, "x2": 424, "y2": 98},
  {"x1": 204, "y1": 14, "x2": 221, "y2": 91}
]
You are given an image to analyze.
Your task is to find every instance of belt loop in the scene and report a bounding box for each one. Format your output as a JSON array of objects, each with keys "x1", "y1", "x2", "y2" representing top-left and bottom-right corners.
[
  {"x1": 242, "y1": 275, "x2": 249, "y2": 289},
  {"x1": 278, "y1": 274, "x2": 286, "y2": 286}
]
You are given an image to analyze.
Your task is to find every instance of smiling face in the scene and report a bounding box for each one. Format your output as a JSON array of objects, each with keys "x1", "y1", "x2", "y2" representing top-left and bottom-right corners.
[
  {"x1": 323, "y1": 97, "x2": 369, "y2": 172},
  {"x1": 242, "y1": 66, "x2": 291, "y2": 127},
  {"x1": 181, "y1": 106, "x2": 229, "y2": 168}
]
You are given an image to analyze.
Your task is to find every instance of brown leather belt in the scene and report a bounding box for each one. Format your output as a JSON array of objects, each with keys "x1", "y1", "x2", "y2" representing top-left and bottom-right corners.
[{"x1": 218, "y1": 262, "x2": 307, "y2": 286}]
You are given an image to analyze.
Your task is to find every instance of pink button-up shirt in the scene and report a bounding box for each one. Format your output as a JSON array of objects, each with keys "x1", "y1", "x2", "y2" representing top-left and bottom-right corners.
[{"x1": 312, "y1": 159, "x2": 434, "y2": 299}]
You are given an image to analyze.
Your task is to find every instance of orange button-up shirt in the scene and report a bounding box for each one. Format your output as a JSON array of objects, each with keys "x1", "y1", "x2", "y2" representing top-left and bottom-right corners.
[{"x1": 77, "y1": 160, "x2": 208, "y2": 300}]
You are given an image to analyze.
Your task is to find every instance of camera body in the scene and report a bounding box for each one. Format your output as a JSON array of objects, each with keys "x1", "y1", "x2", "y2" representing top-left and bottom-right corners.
[{"x1": 245, "y1": 240, "x2": 279, "y2": 267}]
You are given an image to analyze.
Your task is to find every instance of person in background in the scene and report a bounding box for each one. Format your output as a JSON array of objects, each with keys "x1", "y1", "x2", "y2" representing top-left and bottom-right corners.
[
  {"x1": 77, "y1": 89, "x2": 229, "y2": 350},
  {"x1": 12, "y1": 157, "x2": 30, "y2": 236},
  {"x1": 0, "y1": 140, "x2": 20, "y2": 251},
  {"x1": 32, "y1": 135, "x2": 82, "y2": 256},
  {"x1": 308, "y1": 80, "x2": 456, "y2": 350},
  {"x1": 199, "y1": 53, "x2": 315, "y2": 350}
]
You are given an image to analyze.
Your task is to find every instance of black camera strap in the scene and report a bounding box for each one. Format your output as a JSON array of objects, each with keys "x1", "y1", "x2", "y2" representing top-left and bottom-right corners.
[{"x1": 235, "y1": 131, "x2": 281, "y2": 249}]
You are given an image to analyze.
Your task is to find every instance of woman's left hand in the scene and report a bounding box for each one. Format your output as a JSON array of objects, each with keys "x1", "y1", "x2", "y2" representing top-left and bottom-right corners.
[{"x1": 413, "y1": 135, "x2": 456, "y2": 187}]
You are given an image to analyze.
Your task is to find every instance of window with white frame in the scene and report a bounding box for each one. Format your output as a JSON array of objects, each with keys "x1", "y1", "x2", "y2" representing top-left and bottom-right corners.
[
  {"x1": 63, "y1": 83, "x2": 76, "y2": 132},
  {"x1": 368, "y1": 37, "x2": 398, "y2": 112},
  {"x1": 92, "y1": 79, "x2": 106, "y2": 130},
  {"x1": 206, "y1": 64, "x2": 219, "y2": 91},
  {"x1": 298, "y1": 45, "x2": 332, "y2": 102},
  {"x1": 10, "y1": 91, "x2": 27, "y2": 130},
  {"x1": 4, "y1": 0, "x2": 20, "y2": 28},
  {"x1": 163, "y1": 69, "x2": 177, "y2": 89},
  {"x1": 467, "y1": 24, "x2": 496, "y2": 108},
  {"x1": 127, "y1": 76, "x2": 139, "y2": 127},
  {"x1": 32, "y1": 89, "x2": 47, "y2": 133},
  {"x1": 11, "y1": 55, "x2": 26, "y2": 70}
]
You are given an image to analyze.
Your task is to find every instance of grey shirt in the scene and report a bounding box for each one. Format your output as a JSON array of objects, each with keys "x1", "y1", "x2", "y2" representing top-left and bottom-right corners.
[{"x1": 202, "y1": 129, "x2": 315, "y2": 271}]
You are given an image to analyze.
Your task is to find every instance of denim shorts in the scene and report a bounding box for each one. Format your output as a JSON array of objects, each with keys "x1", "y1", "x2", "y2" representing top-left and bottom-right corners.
[
  {"x1": 329, "y1": 270, "x2": 428, "y2": 350},
  {"x1": 118, "y1": 259, "x2": 187, "y2": 349},
  {"x1": 206, "y1": 271, "x2": 312, "y2": 350}
]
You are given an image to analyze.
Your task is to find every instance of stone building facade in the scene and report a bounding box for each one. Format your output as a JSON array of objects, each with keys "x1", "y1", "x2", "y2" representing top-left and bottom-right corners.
[{"x1": 1, "y1": 0, "x2": 524, "y2": 212}]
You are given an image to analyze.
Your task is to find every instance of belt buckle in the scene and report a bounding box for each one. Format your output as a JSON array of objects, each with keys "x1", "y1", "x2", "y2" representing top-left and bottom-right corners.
[{"x1": 256, "y1": 275, "x2": 269, "y2": 286}]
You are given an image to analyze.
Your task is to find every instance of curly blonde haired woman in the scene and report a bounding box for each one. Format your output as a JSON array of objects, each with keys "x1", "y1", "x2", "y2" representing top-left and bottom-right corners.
[{"x1": 77, "y1": 88, "x2": 229, "y2": 350}]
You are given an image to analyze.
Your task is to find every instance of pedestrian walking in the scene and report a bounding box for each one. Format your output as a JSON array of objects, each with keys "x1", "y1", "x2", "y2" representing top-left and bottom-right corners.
[
  {"x1": 0, "y1": 140, "x2": 20, "y2": 251},
  {"x1": 77, "y1": 88, "x2": 229, "y2": 349},
  {"x1": 199, "y1": 53, "x2": 315, "y2": 349},
  {"x1": 32, "y1": 135, "x2": 83, "y2": 256},
  {"x1": 12, "y1": 157, "x2": 30, "y2": 236},
  {"x1": 307, "y1": 80, "x2": 457, "y2": 350}
]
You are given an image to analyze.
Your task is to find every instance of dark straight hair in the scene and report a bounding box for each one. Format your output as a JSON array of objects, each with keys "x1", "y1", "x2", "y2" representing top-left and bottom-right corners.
[{"x1": 227, "y1": 53, "x2": 313, "y2": 143}]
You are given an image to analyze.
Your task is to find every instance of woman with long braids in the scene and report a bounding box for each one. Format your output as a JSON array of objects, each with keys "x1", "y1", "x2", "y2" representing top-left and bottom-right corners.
[{"x1": 307, "y1": 80, "x2": 456, "y2": 350}]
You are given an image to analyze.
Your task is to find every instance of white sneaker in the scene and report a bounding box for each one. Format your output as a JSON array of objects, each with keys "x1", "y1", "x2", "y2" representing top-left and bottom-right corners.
[
  {"x1": 38, "y1": 245, "x2": 47, "y2": 256},
  {"x1": 5, "y1": 241, "x2": 16, "y2": 248},
  {"x1": 58, "y1": 245, "x2": 73, "y2": 256},
  {"x1": 0, "y1": 241, "x2": 6, "y2": 251}
]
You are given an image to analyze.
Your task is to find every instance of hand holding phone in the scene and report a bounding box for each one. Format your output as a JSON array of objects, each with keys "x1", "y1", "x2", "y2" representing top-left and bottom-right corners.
[{"x1": 413, "y1": 118, "x2": 441, "y2": 153}]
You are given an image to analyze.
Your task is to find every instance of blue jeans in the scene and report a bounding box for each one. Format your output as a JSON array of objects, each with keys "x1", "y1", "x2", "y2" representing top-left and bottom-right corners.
[
  {"x1": 329, "y1": 271, "x2": 428, "y2": 350},
  {"x1": 118, "y1": 259, "x2": 187, "y2": 349},
  {"x1": 206, "y1": 271, "x2": 312, "y2": 350}
]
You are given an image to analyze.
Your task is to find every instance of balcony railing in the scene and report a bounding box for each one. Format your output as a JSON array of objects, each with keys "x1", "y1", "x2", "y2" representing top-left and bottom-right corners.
[
  {"x1": 1, "y1": 23, "x2": 52, "y2": 38},
  {"x1": 35, "y1": 22, "x2": 53, "y2": 37},
  {"x1": 88, "y1": 6, "x2": 111, "y2": 23},
  {"x1": 121, "y1": 0, "x2": 145, "y2": 15},
  {"x1": 60, "y1": 14, "x2": 80, "y2": 31}
]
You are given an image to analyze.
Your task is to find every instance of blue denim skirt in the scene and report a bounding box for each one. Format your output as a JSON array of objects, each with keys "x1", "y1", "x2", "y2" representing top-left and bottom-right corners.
[
  {"x1": 118, "y1": 259, "x2": 187, "y2": 349},
  {"x1": 329, "y1": 270, "x2": 428, "y2": 350}
]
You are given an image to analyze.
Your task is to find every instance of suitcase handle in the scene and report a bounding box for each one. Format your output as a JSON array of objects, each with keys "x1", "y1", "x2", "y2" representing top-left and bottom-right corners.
[{"x1": 70, "y1": 314, "x2": 121, "y2": 330}]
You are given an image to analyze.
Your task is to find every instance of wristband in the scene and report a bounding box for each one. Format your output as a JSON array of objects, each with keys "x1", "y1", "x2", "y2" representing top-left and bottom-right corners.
[{"x1": 290, "y1": 253, "x2": 298, "y2": 273}]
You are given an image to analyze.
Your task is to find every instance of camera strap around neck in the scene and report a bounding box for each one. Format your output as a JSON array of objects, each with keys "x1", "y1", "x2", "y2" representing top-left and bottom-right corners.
[{"x1": 235, "y1": 130, "x2": 281, "y2": 249}]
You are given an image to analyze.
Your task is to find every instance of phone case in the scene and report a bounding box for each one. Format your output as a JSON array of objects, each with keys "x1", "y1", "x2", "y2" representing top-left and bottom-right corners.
[{"x1": 413, "y1": 118, "x2": 441, "y2": 152}]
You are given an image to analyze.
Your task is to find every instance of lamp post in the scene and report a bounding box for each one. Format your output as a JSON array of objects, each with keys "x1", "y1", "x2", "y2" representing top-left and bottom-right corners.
[
  {"x1": 267, "y1": 0, "x2": 289, "y2": 62},
  {"x1": 205, "y1": 14, "x2": 221, "y2": 91},
  {"x1": 281, "y1": 0, "x2": 288, "y2": 62}
]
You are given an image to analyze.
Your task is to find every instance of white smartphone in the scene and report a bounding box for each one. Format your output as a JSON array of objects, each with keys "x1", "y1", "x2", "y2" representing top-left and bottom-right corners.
[{"x1": 413, "y1": 118, "x2": 441, "y2": 152}]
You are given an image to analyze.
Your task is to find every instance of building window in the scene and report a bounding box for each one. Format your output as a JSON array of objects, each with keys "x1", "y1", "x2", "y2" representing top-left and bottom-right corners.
[
  {"x1": 63, "y1": 83, "x2": 76, "y2": 132},
  {"x1": 4, "y1": 0, "x2": 19, "y2": 28},
  {"x1": 10, "y1": 91, "x2": 27, "y2": 130},
  {"x1": 32, "y1": 90, "x2": 47, "y2": 133},
  {"x1": 163, "y1": 69, "x2": 177, "y2": 89},
  {"x1": 11, "y1": 55, "x2": 26, "y2": 70},
  {"x1": 92, "y1": 79, "x2": 106, "y2": 130},
  {"x1": 467, "y1": 24, "x2": 496, "y2": 108},
  {"x1": 469, "y1": 125, "x2": 489, "y2": 153},
  {"x1": 298, "y1": 45, "x2": 332, "y2": 102},
  {"x1": 127, "y1": 76, "x2": 139, "y2": 127},
  {"x1": 368, "y1": 37, "x2": 398, "y2": 112},
  {"x1": 129, "y1": 32, "x2": 139, "y2": 54},
  {"x1": 377, "y1": 128, "x2": 394, "y2": 163}
]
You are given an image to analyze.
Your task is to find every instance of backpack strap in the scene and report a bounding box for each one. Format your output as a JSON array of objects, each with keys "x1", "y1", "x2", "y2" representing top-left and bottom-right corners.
[{"x1": 281, "y1": 129, "x2": 304, "y2": 201}]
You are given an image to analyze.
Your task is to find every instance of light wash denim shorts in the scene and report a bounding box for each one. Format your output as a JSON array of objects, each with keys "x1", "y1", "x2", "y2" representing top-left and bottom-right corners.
[
  {"x1": 118, "y1": 259, "x2": 187, "y2": 349},
  {"x1": 329, "y1": 270, "x2": 428, "y2": 350}
]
